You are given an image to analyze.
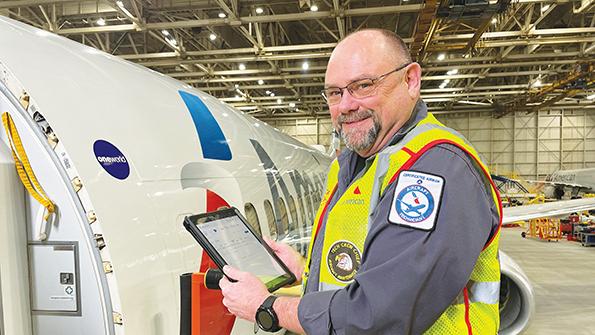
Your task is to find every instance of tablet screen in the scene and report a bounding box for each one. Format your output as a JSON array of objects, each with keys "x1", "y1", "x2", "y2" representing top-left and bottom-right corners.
[{"x1": 185, "y1": 208, "x2": 294, "y2": 291}]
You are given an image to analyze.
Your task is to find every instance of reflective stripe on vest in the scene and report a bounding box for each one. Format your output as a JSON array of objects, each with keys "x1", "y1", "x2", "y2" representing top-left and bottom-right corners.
[{"x1": 303, "y1": 112, "x2": 502, "y2": 334}]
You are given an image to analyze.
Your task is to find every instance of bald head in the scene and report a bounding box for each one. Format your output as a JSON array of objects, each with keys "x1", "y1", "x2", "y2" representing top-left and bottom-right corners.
[{"x1": 329, "y1": 29, "x2": 412, "y2": 69}]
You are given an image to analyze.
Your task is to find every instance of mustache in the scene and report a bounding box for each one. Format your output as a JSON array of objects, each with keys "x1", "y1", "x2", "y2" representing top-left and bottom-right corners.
[{"x1": 337, "y1": 110, "x2": 374, "y2": 125}]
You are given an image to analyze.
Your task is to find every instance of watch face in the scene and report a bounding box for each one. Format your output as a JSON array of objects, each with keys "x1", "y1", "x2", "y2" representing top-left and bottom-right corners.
[{"x1": 258, "y1": 311, "x2": 274, "y2": 329}]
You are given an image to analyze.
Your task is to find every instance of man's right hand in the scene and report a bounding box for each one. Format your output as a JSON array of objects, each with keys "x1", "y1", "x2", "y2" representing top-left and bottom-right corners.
[{"x1": 264, "y1": 237, "x2": 305, "y2": 283}]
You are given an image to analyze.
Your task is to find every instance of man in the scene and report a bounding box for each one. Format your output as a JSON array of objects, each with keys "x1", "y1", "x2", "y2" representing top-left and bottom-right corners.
[{"x1": 220, "y1": 29, "x2": 501, "y2": 334}]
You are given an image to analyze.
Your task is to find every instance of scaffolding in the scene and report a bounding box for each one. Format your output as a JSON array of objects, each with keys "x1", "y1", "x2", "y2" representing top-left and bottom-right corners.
[{"x1": 522, "y1": 218, "x2": 562, "y2": 242}]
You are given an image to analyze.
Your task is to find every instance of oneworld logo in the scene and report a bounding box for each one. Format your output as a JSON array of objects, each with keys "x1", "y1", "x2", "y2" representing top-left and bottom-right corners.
[
  {"x1": 97, "y1": 156, "x2": 127, "y2": 165},
  {"x1": 93, "y1": 140, "x2": 130, "y2": 180}
]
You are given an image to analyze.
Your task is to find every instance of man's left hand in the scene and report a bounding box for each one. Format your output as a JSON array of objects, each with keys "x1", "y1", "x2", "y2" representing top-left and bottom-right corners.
[{"x1": 219, "y1": 265, "x2": 269, "y2": 322}]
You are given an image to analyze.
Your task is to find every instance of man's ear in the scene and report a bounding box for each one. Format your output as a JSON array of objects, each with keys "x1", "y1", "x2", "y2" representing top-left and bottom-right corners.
[{"x1": 405, "y1": 62, "x2": 422, "y2": 99}]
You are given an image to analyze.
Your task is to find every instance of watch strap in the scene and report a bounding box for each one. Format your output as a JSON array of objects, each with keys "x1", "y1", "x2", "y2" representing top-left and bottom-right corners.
[{"x1": 261, "y1": 295, "x2": 278, "y2": 309}]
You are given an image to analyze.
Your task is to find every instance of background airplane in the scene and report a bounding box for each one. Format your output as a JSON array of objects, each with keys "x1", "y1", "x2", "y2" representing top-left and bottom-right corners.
[
  {"x1": 494, "y1": 168, "x2": 595, "y2": 200},
  {"x1": 543, "y1": 167, "x2": 595, "y2": 199},
  {"x1": 2, "y1": 16, "x2": 593, "y2": 335}
]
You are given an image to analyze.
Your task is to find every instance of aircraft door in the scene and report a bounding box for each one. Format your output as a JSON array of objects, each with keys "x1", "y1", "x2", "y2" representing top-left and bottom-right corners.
[{"x1": 0, "y1": 91, "x2": 113, "y2": 335}]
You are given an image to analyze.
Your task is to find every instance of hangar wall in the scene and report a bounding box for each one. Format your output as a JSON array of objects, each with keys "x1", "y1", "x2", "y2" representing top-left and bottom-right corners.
[
  {"x1": 266, "y1": 117, "x2": 335, "y2": 149},
  {"x1": 262, "y1": 109, "x2": 595, "y2": 179}
]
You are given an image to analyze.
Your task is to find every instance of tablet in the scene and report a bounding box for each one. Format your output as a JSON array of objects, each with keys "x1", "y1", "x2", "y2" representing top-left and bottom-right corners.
[{"x1": 183, "y1": 207, "x2": 296, "y2": 292}]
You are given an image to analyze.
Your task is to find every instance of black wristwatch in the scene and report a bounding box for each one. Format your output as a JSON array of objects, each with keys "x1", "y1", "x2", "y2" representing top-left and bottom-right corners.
[{"x1": 255, "y1": 295, "x2": 281, "y2": 332}]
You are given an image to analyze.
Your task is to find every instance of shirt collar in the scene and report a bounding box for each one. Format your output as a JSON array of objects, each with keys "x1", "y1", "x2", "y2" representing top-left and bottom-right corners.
[{"x1": 385, "y1": 98, "x2": 428, "y2": 148}]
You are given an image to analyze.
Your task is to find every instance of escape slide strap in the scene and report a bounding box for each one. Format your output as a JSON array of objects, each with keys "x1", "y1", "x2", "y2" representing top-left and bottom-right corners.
[{"x1": 2, "y1": 112, "x2": 55, "y2": 229}]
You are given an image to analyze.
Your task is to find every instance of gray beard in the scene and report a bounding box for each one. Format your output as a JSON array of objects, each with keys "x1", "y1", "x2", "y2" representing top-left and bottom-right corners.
[{"x1": 338, "y1": 110, "x2": 381, "y2": 152}]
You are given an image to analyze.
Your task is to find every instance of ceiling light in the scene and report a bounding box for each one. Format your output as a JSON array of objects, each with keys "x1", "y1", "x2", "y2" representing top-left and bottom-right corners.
[
  {"x1": 447, "y1": 69, "x2": 459, "y2": 75},
  {"x1": 265, "y1": 90, "x2": 271, "y2": 95},
  {"x1": 302, "y1": 61, "x2": 310, "y2": 70},
  {"x1": 96, "y1": 18, "x2": 106, "y2": 26},
  {"x1": 587, "y1": 93, "x2": 595, "y2": 100},
  {"x1": 437, "y1": 53, "x2": 446, "y2": 61},
  {"x1": 444, "y1": 79, "x2": 451, "y2": 83},
  {"x1": 270, "y1": 92, "x2": 275, "y2": 97},
  {"x1": 258, "y1": 79, "x2": 264, "y2": 85},
  {"x1": 541, "y1": 4, "x2": 550, "y2": 12},
  {"x1": 277, "y1": 98, "x2": 282, "y2": 104},
  {"x1": 167, "y1": 38, "x2": 177, "y2": 46},
  {"x1": 239, "y1": 63, "x2": 246, "y2": 71},
  {"x1": 218, "y1": 12, "x2": 226, "y2": 18},
  {"x1": 491, "y1": 18, "x2": 497, "y2": 24},
  {"x1": 458, "y1": 100, "x2": 491, "y2": 106},
  {"x1": 532, "y1": 79, "x2": 542, "y2": 87},
  {"x1": 209, "y1": 33, "x2": 217, "y2": 41},
  {"x1": 289, "y1": 102, "x2": 296, "y2": 108},
  {"x1": 310, "y1": 5, "x2": 319, "y2": 11},
  {"x1": 234, "y1": 84, "x2": 239, "y2": 89},
  {"x1": 161, "y1": 30, "x2": 170, "y2": 36},
  {"x1": 255, "y1": 7, "x2": 264, "y2": 14}
]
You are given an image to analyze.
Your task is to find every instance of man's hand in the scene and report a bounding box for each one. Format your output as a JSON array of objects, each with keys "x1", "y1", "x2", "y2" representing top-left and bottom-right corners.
[
  {"x1": 264, "y1": 237, "x2": 305, "y2": 281},
  {"x1": 219, "y1": 265, "x2": 269, "y2": 322}
]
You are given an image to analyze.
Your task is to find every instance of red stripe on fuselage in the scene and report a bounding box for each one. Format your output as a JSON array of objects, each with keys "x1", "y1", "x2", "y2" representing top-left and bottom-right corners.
[{"x1": 195, "y1": 189, "x2": 236, "y2": 335}]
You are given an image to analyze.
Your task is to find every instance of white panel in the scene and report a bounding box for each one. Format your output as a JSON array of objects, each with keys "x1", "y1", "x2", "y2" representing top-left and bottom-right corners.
[
  {"x1": 539, "y1": 139, "x2": 560, "y2": 151},
  {"x1": 538, "y1": 114, "x2": 560, "y2": 127},
  {"x1": 562, "y1": 139, "x2": 583, "y2": 151},
  {"x1": 29, "y1": 243, "x2": 79, "y2": 313}
]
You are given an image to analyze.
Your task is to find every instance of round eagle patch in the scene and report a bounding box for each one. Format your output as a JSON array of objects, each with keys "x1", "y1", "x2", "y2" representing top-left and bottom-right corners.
[{"x1": 327, "y1": 240, "x2": 361, "y2": 282}]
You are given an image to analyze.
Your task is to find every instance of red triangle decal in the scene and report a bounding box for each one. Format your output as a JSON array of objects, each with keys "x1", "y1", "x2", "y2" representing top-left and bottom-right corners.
[{"x1": 354, "y1": 186, "x2": 361, "y2": 194}]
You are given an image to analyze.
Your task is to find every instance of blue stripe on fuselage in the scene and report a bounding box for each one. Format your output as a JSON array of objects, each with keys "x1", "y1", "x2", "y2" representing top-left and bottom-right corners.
[{"x1": 179, "y1": 90, "x2": 232, "y2": 161}]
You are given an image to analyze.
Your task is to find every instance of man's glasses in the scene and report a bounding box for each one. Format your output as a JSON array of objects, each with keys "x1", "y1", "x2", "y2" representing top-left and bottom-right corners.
[{"x1": 321, "y1": 62, "x2": 411, "y2": 106}]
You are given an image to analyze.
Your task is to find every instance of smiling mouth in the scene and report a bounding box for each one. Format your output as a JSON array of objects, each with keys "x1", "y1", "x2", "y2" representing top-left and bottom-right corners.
[{"x1": 343, "y1": 116, "x2": 370, "y2": 126}]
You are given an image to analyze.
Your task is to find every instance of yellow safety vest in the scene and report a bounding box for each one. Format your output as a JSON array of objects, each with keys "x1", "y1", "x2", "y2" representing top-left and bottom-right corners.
[{"x1": 304, "y1": 112, "x2": 502, "y2": 334}]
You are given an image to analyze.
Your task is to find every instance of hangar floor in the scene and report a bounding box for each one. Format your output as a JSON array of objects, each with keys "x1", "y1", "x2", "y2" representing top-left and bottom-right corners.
[{"x1": 500, "y1": 227, "x2": 595, "y2": 335}]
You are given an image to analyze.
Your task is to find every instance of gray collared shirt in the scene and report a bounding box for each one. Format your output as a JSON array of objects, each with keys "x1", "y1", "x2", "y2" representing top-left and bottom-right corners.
[{"x1": 297, "y1": 100, "x2": 499, "y2": 334}]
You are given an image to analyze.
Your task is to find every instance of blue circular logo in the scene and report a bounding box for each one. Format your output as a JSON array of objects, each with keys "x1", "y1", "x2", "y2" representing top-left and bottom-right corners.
[
  {"x1": 395, "y1": 185, "x2": 434, "y2": 223},
  {"x1": 93, "y1": 140, "x2": 130, "y2": 180}
]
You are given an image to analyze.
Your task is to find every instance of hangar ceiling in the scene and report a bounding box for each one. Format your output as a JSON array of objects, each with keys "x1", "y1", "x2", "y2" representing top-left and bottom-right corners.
[{"x1": 1, "y1": 0, "x2": 594, "y2": 118}]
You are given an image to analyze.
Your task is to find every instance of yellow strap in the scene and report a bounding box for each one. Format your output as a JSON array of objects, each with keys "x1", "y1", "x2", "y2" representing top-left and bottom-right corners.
[{"x1": 2, "y1": 112, "x2": 55, "y2": 221}]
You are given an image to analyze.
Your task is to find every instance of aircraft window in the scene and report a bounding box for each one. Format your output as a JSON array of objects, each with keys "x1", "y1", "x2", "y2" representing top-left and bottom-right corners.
[
  {"x1": 287, "y1": 196, "x2": 299, "y2": 233},
  {"x1": 263, "y1": 200, "x2": 277, "y2": 240},
  {"x1": 277, "y1": 197, "x2": 289, "y2": 236},
  {"x1": 305, "y1": 193, "x2": 313, "y2": 223},
  {"x1": 297, "y1": 195, "x2": 308, "y2": 229},
  {"x1": 244, "y1": 203, "x2": 262, "y2": 237}
]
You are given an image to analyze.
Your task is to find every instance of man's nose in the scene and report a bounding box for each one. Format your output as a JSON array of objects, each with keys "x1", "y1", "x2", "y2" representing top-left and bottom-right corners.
[{"x1": 336, "y1": 90, "x2": 359, "y2": 114}]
